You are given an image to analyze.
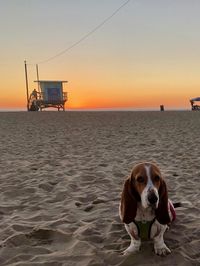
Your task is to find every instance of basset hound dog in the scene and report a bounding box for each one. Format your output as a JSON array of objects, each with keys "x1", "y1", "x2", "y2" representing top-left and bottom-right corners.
[{"x1": 119, "y1": 162, "x2": 179, "y2": 256}]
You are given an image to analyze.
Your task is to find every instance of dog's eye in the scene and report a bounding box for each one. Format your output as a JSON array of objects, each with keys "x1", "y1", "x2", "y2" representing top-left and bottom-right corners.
[
  {"x1": 137, "y1": 176, "x2": 145, "y2": 183},
  {"x1": 154, "y1": 175, "x2": 160, "y2": 182}
]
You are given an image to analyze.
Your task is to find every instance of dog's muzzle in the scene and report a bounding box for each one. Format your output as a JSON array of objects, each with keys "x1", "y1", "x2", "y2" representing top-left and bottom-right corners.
[{"x1": 148, "y1": 191, "x2": 158, "y2": 205}]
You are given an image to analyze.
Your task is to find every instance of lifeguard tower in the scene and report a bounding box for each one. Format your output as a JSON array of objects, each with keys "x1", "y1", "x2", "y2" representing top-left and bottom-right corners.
[
  {"x1": 28, "y1": 80, "x2": 68, "y2": 111},
  {"x1": 190, "y1": 97, "x2": 200, "y2": 111}
]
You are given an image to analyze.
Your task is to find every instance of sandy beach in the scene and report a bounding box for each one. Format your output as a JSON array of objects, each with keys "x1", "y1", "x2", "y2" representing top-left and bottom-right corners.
[{"x1": 0, "y1": 111, "x2": 199, "y2": 266}]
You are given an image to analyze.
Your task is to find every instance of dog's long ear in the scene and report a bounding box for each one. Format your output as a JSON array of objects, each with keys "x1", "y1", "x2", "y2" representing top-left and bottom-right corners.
[
  {"x1": 120, "y1": 175, "x2": 140, "y2": 224},
  {"x1": 155, "y1": 179, "x2": 171, "y2": 225}
]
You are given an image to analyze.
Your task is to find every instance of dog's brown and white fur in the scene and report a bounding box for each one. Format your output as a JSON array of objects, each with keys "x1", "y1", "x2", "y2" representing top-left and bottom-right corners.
[{"x1": 119, "y1": 162, "x2": 174, "y2": 256}]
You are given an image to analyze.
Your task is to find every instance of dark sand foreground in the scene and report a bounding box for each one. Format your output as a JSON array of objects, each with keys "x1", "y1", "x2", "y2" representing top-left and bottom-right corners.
[{"x1": 0, "y1": 111, "x2": 199, "y2": 266}]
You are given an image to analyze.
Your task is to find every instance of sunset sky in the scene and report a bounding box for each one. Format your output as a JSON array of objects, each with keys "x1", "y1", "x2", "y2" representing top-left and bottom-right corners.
[{"x1": 1, "y1": 0, "x2": 200, "y2": 110}]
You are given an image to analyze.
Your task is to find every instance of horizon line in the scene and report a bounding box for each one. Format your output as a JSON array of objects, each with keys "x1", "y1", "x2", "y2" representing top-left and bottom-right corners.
[{"x1": 0, "y1": 107, "x2": 190, "y2": 112}]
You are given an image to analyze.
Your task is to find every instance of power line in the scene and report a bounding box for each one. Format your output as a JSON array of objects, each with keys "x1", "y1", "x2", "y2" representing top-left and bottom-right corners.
[{"x1": 32, "y1": 0, "x2": 132, "y2": 65}]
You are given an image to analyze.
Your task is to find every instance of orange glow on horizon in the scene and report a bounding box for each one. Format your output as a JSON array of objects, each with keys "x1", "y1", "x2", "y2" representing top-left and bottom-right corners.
[
  {"x1": 0, "y1": 87, "x2": 193, "y2": 110},
  {"x1": 67, "y1": 93, "x2": 190, "y2": 110},
  {"x1": 0, "y1": 76, "x2": 196, "y2": 110}
]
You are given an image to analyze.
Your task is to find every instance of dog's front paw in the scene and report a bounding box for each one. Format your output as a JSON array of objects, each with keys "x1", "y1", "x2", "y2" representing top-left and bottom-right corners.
[
  {"x1": 123, "y1": 241, "x2": 141, "y2": 255},
  {"x1": 123, "y1": 245, "x2": 140, "y2": 255},
  {"x1": 154, "y1": 243, "x2": 171, "y2": 256}
]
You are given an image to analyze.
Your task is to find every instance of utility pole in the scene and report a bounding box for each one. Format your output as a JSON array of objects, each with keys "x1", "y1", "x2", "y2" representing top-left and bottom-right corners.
[
  {"x1": 36, "y1": 64, "x2": 40, "y2": 92},
  {"x1": 24, "y1": 60, "x2": 29, "y2": 111}
]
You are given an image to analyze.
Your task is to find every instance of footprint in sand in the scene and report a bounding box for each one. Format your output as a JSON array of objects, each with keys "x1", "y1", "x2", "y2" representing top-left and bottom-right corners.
[{"x1": 83, "y1": 205, "x2": 94, "y2": 212}]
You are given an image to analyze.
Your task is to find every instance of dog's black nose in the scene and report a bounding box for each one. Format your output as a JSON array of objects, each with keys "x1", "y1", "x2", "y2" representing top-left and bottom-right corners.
[{"x1": 148, "y1": 192, "x2": 158, "y2": 205}]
